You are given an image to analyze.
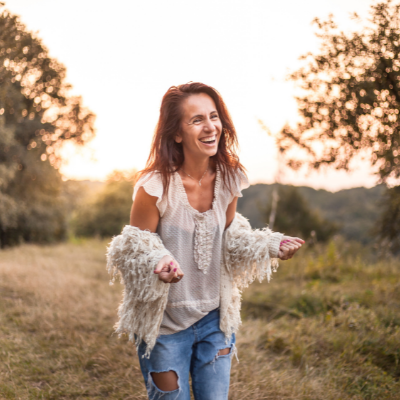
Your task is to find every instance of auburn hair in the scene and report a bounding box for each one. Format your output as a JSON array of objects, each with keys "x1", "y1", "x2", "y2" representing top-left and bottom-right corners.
[{"x1": 137, "y1": 82, "x2": 246, "y2": 195}]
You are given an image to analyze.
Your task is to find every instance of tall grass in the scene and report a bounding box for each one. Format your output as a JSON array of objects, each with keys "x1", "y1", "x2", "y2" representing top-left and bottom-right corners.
[{"x1": 0, "y1": 238, "x2": 399, "y2": 399}]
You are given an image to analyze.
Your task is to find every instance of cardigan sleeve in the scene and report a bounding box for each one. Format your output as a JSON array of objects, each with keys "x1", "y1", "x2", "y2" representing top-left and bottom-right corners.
[
  {"x1": 106, "y1": 224, "x2": 173, "y2": 358},
  {"x1": 222, "y1": 212, "x2": 284, "y2": 289}
]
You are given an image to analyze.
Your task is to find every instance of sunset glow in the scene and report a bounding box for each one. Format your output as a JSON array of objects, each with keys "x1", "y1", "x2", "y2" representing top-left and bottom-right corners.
[{"x1": 6, "y1": 0, "x2": 378, "y2": 191}]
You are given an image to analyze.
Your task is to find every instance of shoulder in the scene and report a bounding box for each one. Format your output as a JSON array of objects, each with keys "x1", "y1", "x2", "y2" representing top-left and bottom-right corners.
[
  {"x1": 229, "y1": 167, "x2": 250, "y2": 198},
  {"x1": 135, "y1": 170, "x2": 163, "y2": 187},
  {"x1": 133, "y1": 171, "x2": 168, "y2": 217},
  {"x1": 218, "y1": 165, "x2": 250, "y2": 204},
  {"x1": 133, "y1": 171, "x2": 163, "y2": 199},
  {"x1": 235, "y1": 169, "x2": 250, "y2": 192}
]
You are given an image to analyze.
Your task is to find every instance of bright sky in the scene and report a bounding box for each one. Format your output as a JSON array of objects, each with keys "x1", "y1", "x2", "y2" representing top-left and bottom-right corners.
[{"x1": 6, "y1": 0, "x2": 380, "y2": 191}]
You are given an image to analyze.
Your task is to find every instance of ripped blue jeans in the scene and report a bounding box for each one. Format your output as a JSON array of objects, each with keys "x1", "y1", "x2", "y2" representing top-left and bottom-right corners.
[{"x1": 137, "y1": 308, "x2": 236, "y2": 400}]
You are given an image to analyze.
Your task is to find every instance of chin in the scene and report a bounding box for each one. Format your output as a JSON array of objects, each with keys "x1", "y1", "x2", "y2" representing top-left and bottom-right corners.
[{"x1": 205, "y1": 146, "x2": 218, "y2": 157}]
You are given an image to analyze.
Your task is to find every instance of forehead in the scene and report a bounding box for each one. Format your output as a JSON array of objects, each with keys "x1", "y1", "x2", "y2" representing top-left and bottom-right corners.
[{"x1": 181, "y1": 93, "x2": 217, "y2": 117}]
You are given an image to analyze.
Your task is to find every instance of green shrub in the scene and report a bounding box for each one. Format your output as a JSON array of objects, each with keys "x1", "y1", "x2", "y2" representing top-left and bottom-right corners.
[{"x1": 72, "y1": 170, "x2": 136, "y2": 238}]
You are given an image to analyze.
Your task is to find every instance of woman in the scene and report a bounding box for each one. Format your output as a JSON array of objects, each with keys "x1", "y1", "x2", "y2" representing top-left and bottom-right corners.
[{"x1": 107, "y1": 82, "x2": 304, "y2": 400}]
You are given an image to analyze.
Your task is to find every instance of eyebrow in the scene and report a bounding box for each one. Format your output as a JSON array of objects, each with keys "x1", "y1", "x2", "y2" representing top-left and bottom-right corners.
[{"x1": 189, "y1": 110, "x2": 218, "y2": 121}]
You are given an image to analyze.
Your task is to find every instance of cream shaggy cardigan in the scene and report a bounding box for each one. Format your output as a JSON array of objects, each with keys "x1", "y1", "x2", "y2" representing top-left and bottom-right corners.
[{"x1": 106, "y1": 212, "x2": 283, "y2": 358}]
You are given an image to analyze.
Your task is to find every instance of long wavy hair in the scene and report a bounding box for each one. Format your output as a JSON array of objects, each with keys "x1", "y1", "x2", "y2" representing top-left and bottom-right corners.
[{"x1": 137, "y1": 82, "x2": 246, "y2": 195}]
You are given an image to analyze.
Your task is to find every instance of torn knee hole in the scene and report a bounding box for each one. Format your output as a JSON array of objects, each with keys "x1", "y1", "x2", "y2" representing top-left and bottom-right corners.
[
  {"x1": 217, "y1": 347, "x2": 231, "y2": 356},
  {"x1": 150, "y1": 370, "x2": 179, "y2": 392},
  {"x1": 211, "y1": 343, "x2": 238, "y2": 364}
]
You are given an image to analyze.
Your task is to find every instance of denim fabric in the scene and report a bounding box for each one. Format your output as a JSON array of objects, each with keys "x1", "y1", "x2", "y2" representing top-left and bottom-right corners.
[{"x1": 137, "y1": 308, "x2": 236, "y2": 400}]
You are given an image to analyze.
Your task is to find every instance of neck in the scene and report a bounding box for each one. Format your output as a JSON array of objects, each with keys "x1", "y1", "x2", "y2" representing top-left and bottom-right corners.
[{"x1": 181, "y1": 157, "x2": 211, "y2": 180}]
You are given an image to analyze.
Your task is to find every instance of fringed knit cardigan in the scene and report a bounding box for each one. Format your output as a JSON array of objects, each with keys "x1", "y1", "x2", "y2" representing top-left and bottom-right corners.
[{"x1": 106, "y1": 212, "x2": 283, "y2": 358}]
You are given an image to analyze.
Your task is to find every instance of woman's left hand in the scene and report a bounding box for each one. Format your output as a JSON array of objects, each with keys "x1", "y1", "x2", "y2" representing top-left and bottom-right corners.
[{"x1": 278, "y1": 236, "x2": 305, "y2": 260}]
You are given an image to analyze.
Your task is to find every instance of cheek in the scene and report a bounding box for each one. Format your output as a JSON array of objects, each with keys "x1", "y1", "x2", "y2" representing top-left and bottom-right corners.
[{"x1": 184, "y1": 130, "x2": 201, "y2": 145}]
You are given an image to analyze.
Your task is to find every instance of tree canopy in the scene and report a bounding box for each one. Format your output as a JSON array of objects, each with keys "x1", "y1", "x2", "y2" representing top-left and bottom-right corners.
[
  {"x1": 277, "y1": 0, "x2": 400, "y2": 253},
  {"x1": 278, "y1": 0, "x2": 400, "y2": 183},
  {"x1": 0, "y1": 4, "x2": 95, "y2": 247}
]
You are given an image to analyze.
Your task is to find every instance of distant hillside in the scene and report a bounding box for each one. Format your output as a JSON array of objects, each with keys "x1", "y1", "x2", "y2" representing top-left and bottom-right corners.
[
  {"x1": 63, "y1": 180, "x2": 385, "y2": 244},
  {"x1": 237, "y1": 184, "x2": 386, "y2": 244}
]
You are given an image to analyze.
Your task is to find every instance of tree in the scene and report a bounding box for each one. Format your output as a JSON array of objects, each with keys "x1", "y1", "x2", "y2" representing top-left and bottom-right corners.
[
  {"x1": 260, "y1": 185, "x2": 338, "y2": 242},
  {"x1": 277, "y1": 0, "x2": 400, "y2": 250},
  {"x1": 0, "y1": 4, "x2": 95, "y2": 247},
  {"x1": 373, "y1": 185, "x2": 400, "y2": 253},
  {"x1": 72, "y1": 170, "x2": 136, "y2": 238}
]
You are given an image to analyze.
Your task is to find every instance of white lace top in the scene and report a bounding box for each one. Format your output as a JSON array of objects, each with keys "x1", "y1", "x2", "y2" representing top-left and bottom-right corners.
[{"x1": 132, "y1": 165, "x2": 250, "y2": 334}]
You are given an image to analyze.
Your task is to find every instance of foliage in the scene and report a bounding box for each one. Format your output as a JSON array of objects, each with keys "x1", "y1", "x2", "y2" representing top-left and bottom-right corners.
[
  {"x1": 72, "y1": 170, "x2": 136, "y2": 238},
  {"x1": 373, "y1": 185, "x2": 400, "y2": 253},
  {"x1": 1, "y1": 239, "x2": 400, "y2": 399},
  {"x1": 237, "y1": 183, "x2": 384, "y2": 244},
  {"x1": 239, "y1": 237, "x2": 400, "y2": 398},
  {"x1": 259, "y1": 184, "x2": 338, "y2": 242},
  {"x1": 276, "y1": 0, "x2": 400, "y2": 252},
  {"x1": 0, "y1": 148, "x2": 67, "y2": 246},
  {"x1": 278, "y1": 0, "x2": 400, "y2": 182},
  {"x1": 0, "y1": 4, "x2": 95, "y2": 247}
]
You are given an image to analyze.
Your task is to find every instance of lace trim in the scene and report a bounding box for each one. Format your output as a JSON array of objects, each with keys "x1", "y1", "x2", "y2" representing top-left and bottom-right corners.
[{"x1": 175, "y1": 165, "x2": 222, "y2": 274}]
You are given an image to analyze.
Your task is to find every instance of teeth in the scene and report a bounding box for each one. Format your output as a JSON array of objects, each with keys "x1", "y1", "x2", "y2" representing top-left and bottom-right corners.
[{"x1": 200, "y1": 136, "x2": 216, "y2": 143}]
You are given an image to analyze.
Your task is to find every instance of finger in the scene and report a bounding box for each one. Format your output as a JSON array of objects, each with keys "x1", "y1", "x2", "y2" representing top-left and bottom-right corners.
[
  {"x1": 158, "y1": 271, "x2": 172, "y2": 284},
  {"x1": 153, "y1": 265, "x2": 162, "y2": 274},
  {"x1": 176, "y1": 267, "x2": 184, "y2": 279},
  {"x1": 281, "y1": 246, "x2": 294, "y2": 259},
  {"x1": 286, "y1": 244, "x2": 299, "y2": 254},
  {"x1": 278, "y1": 248, "x2": 289, "y2": 260},
  {"x1": 289, "y1": 245, "x2": 301, "y2": 257},
  {"x1": 290, "y1": 243, "x2": 302, "y2": 252},
  {"x1": 166, "y1": 267, "x2": 178, "y2": 283},
  {"x1": 284, "y1": 237, "x2": 305, "y2": 246},
  {"x1": 171, "y1": 267, "x2": 183, "y2": 283},
  {"x1": 154, "y1": 259, "x2": 174, "y2": 274},
  {"x1": 154, "y1": 262, "x2": 170, "y2": 274},
  {"x1": 279, "y1": 244, "x2": 290, "y2": 251},
  {"x1": 172, "y1": 274, "x2": 183, "y2": 282}
]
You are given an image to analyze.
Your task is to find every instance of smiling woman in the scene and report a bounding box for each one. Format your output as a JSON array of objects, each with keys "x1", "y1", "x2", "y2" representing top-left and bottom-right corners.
[
  {"x1": 106, "y1": 82, "x2": 305, "y2": 400},
  {"x1": 137, "y1": 82, "x2": 243, "y2": 199}
]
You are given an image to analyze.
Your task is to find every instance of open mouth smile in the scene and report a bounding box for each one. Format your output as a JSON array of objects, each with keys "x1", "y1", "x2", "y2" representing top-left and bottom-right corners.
[{"x1": 199, "y1": 134, "x2": 217, "y2": 146}]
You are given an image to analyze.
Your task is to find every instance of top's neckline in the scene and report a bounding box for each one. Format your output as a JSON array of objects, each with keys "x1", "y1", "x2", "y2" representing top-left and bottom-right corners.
[{"x1": 175, "y1": 164, "x2": 221, "y2": 216}]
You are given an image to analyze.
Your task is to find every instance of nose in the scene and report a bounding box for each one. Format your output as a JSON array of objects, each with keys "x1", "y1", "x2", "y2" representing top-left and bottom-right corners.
[{"x1": 203, "y1": 117, "x2": 216, "y2": 132}]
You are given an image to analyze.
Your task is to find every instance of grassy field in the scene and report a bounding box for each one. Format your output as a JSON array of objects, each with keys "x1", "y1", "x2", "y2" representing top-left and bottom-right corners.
[{"x1": 0, "y1": 238, "x2": 399, "y2": 399}]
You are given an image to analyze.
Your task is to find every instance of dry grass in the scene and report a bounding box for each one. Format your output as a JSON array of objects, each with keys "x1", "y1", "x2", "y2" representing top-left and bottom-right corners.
[{"x1": 0, "y1": 238, "x2": 399, "y2": 399}]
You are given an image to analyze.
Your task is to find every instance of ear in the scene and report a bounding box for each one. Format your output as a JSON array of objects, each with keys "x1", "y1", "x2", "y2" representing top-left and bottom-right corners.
[{"x1": 175, "y1": 133, "x2": 183, "y2": 144}]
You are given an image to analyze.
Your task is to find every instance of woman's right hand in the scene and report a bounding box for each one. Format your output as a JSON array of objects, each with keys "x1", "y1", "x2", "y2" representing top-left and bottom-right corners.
[{"x1": 154, "y1": 255, "x2": 184, "y2": 284}]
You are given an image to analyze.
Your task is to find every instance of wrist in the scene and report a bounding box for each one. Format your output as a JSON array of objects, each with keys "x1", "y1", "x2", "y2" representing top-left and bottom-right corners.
[{"x1": 268, "y1": 232, "x2": 284, "y2": 258}]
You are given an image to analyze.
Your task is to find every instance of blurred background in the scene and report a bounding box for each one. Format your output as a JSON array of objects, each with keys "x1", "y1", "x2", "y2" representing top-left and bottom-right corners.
[
  {"x1": 1, "y1": 1, "x2": 400, "y2": 398},
  {"x1": 1, "y1": 0, "x2": 399, "y2": 250}
]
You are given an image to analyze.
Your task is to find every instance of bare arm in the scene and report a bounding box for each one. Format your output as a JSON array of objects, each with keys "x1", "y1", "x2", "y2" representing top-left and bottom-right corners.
[
  {"x1": 130, "y1": 186, "x2": 184, "y2": 283},
  {"x1": 130, "y1": 186, "x2": 160, "y2": 232},
  {"x1": 225, "y1": 196, "x2": 238, "y2": 230}
]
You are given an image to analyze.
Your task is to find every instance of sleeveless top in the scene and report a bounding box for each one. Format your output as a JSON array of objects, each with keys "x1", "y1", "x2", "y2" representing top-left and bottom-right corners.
[{"x1": 132, "y1": 165, "x2": 250, "y2": 335}]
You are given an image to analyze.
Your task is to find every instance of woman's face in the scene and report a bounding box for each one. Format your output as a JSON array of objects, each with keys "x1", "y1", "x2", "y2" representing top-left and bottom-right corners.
[{"x1": 176, "y1": 93, "x2": 222, "y2": 159}]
